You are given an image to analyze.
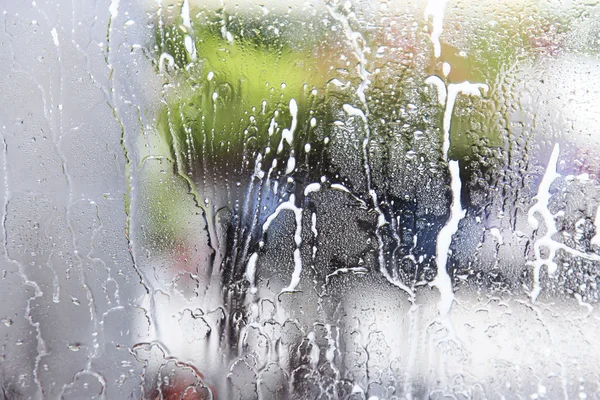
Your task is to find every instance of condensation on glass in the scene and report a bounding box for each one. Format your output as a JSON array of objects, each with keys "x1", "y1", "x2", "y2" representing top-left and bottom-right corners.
[{"x1": 1, "y1": 0, "x2": 600, "y2": 398}]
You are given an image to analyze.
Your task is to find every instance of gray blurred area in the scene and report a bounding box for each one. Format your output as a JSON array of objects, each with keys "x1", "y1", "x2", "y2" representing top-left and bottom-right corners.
[{"x1": 0, "y1": 0, "x2": 149, "y2": 398}]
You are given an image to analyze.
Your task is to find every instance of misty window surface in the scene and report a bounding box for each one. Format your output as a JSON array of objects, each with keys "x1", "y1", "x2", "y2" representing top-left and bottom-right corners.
[{"x1": 1, "y1": 0, "x2": 600, "y2": 399}]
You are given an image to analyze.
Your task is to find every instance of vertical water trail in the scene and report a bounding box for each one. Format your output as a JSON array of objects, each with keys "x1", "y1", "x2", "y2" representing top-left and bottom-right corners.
[
  {"x1": 236, "y1": 150, "x2": 264, "y2": 283},
  {"x1": 421, "y1": 18, "x2": 494, "y2": 397},
  {"x1": 277, "y1": 99, "x2": 298, "y2": 154},
  {"x1": 305, "y1": 182, "x2": 322, "y2": 282},
  {"x1": 526, "y1": 145, "x2": 600, "y2": 303},
  {"x1": 527, "y1": 144, "x2": 561, "y2": 302},
  {"x1": 260, "y1": 194, "x2": 304, "y2": 294},
  {"x1": 328, "y1": 2, "x2": 414, "y2": 299},
  {"x1": 425, "y1": 2, "x2": 488, "y2": 319},
  {"x1": 245, "y1": 252, "x2": 259, "y2": 294},
  {"x1": 108, "y1": 0, "x2": 119, "y2": 19},
  {"x1": 430, "y1": 80, "x2": 487, "y2": 319},
  {"x1": 180, "y1": 0, "x2": 197, "y2": 61},
  {"x1": 243, "y1": 99, "x2": 301, "y2": 295},
  {"x1": 424, "y1": 0, "x2": 447, "y2": 58},
  {"x1": 1, "y1": 135, "x2": 47, "y2": 399},
  {"x1": 431, "y1": 160, "x2": 465, "y2": 316},
  {"x1": 39, "y1": 1, "x2": 112, "y2": 393},
  {"x1": 278, "y1": 99, "x2": 298, "y2": 175},
  {"x1": 591, "y1": 205, "x2": 600, "y2": 247}
]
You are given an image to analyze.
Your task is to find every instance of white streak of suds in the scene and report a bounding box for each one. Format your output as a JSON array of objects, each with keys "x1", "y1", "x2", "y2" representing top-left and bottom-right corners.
[
  {"x1": 424, "y1": 0, "x2": 447, "y2": 58},
  {"x1": 425, "y1": 75, "x2": 447, "y2": 106},
  {"x1": 261, "y1": 195, "x2": 304, "y2": 293},
  {"x1": 159, "y1": 53, "x2": 174, "y2": 74},
  {"x1": 304, "y1": 183, "x2": 322, "y2": 196},
  {"x1": 109, "y1": 0, "x2": 119, "y2": 19},
  {"x1": 431, "y1": 160, "x2": 465, "y2": 316},
  {"x1": 277, "y1": 99, "x2": 298, "y2": 153},
  {"x1": 245, "y1": 252, "x2": 259, "y2": 294},
  {"x1": 527, "y1": 144, "x2": 600, "y2": 302},
  {"x1": 50, "y1": 28, "x2": 59, "y2": 47},
  {"x1": 426, "y1": 78, "x2": 487, "y2": 316}
]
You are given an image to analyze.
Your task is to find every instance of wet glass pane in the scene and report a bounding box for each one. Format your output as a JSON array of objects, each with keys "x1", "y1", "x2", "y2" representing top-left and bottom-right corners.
[{"x1": 2, "y1": 0, "x2": 600, "y2": 398}]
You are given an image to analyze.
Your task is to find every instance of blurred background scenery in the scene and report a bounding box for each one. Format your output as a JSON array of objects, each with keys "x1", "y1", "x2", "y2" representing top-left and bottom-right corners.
[{"x1": 1, "y1": 0, "x2": 600, "y2": 398}]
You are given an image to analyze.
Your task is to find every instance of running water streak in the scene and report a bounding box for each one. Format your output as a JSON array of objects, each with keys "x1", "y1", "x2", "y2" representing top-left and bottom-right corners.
[
  {"x1": 425, "y1": 0, "x2": 489, "y2": 318},
  {"x1": 329, "y1": 2, "x2": 415, "y2": 299},
  {"x1": 527, "y1": 144, "x2": 600, "y2": 302},
  {"x1": 432, "y1": 160, "x2": 465, "y2": 316}
]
